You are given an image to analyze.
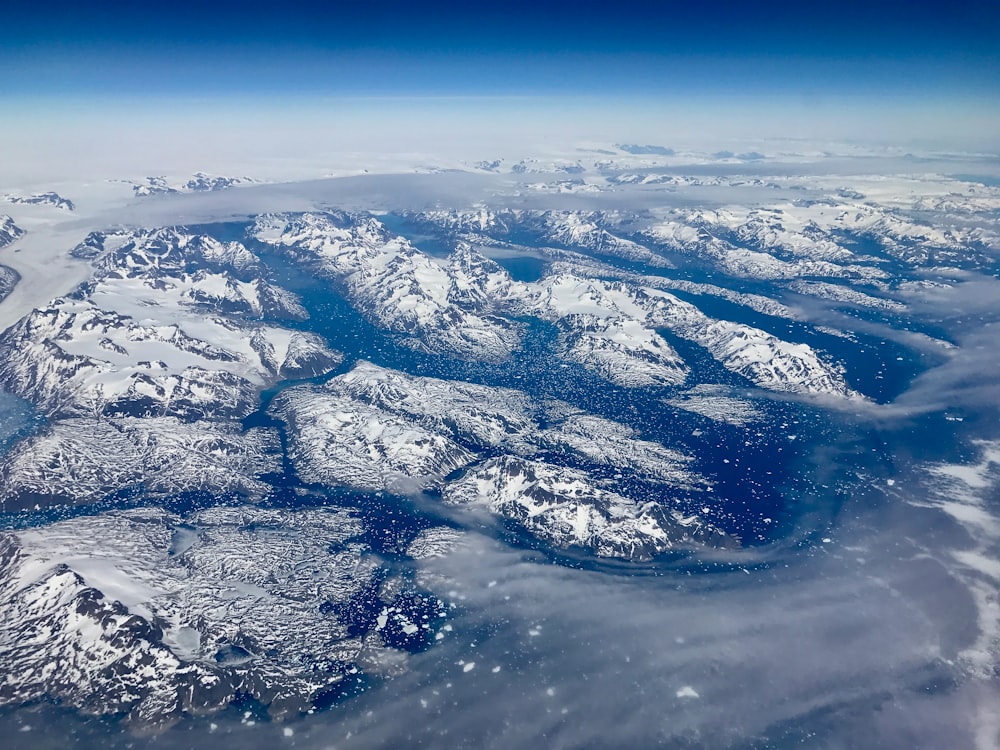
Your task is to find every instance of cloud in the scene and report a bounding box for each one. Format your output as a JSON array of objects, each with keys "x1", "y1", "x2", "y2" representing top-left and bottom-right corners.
[
  {"x1": 139, "y1": 504, "x2": 993, "y2": 750},
  {"x1": 4, "y1": 141, "x2": 1000, "y2": 749}
]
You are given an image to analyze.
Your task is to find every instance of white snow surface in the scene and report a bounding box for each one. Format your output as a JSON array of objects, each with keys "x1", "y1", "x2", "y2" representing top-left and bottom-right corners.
[
  {"x1": 444, "y1": 456, "x2": 733, "y2": 560},
  {"x1": 257, "y1": 211, "x2": 859, "y2": 398},
  {"x1": 0, "y1": 227, "x2": 340, "y2": 420},
  {"x1": 0, "y1": 417, "x2": 282, "y2": 510},
  {"x1": 253, "y1": 213, "x2": 521, "y2": 361},
  {"x1": 272, "y1": 362, "x2": 718, "y2": 558},
  {"x1": 524, "y1": 272, "x2": 860, "y2": 399},
  {"x1": 0, "y1": 226, "x2": 341, "y2": 508},
  {"x1": 0, "y1": 505, "x2": 444, "y2": 724}
]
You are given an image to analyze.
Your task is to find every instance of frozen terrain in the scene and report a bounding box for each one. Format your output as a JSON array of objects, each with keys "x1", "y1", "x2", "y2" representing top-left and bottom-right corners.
[
  {"x1": 0, "y1": 149, "x2": 997, "y2": 748},
  {"x1": 0, "y1": 227, "x2": 341, "y2": 509},
  {"x1": 0, "y1": 505, "x2": 448, "y2": 725},
  {"x1": 273, "y1": 361, "x2": 715, "y2": 558}
]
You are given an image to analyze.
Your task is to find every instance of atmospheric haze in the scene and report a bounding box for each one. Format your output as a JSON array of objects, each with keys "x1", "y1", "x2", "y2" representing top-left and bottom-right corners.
[{"x1": 1, "y1": 2, "x2": 999, "y2": 749}]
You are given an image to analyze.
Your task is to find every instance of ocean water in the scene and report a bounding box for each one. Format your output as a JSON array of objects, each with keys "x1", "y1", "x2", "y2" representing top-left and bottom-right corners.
[
  {"x1": 488, "y1": 253, "x2": 548, "y2": 282},
  {"x1": 5, "y1": 218, "x2": 992, "y2": 749},
  {"x1": 237, "y1": 226, "x2": 872, "y2": 565}
]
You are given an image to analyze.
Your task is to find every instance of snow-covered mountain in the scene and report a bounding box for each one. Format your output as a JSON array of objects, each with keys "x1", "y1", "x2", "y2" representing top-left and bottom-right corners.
[
  {"x1": 0, "y1": 156, "x2": 995, "y2": 741},
  {"x1": 256, "y1": 212, "x2": 861, "y2": 399},
  {"x1": 554, "y1": 313, "x2": 689, "y2": 387},
  {"x1": 5, "y1": 192, "x2": 75, "y2": 211},
  {"x1": 538, "y1": 411, "x2": 702, "y2": 486},
  {"x1": 0, "y1": 417, "x2": 282, "y2": 509},
  {"x1": 0, "y1": 505, "x2": 448, "y2": 726},
  {"x1": 272, "y1": 382, "x2": 477, "y2": 492},
  {"x1": 645, "y1": 215, "x2": 889, "y2": 282},
  {"x1": 0, "y1": 265, "x2": 17, "y2": 304},
  {"x1": 646, "y1": 196, "x2": 996, "y2": 276},
  {"x1": 0, "y1": 215, "x2": 24, "y2": 248},
  {"x1": 0, "y1": 207, "x2": 843, "y2": 527},
  {"x1": 128, "y1": 173, "x2": 258, "y2": 197},
  {"x1": 409, "y1": 185, "x2": 998, "y2": 312},
  {"x1": 523, "y1": 272, "x2": 860, "y2": 398},
  {"x1": 272, "y1": 361, "x2": 714, "y2": 558},
  {"x1": 253, "y1": 213, "x2": 522, "y2": 361},
  {"x1": 405, "y1": 208, "x2": 673, "y2": 268},
  {"x1": 271, "y1": 362, "x2": 531, "y2": 492},
  {"x1": 2, "y1": 227, "x2": 335, "y2": 416},
  {"x1": 444, "y1": 455, "x2": 732, "y2": 560},
  {"x1": 184, "y1": 172, "x2": 258, "y2": 192},
  {"x1": 0, "y1": 227, "x2": 341, "y2": 510}
]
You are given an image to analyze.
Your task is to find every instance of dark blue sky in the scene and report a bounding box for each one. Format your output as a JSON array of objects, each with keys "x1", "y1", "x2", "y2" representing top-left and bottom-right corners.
[{"x1": 2, "y1": 0, "x2": 998, "y2": 98}]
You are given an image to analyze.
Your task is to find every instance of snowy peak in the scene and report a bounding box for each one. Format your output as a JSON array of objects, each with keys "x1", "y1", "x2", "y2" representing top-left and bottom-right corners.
[
  {"x1": 129, "y1": 173, "x2": 258, "y2": 197},
  {"x1": 0, "y1": 289, "x2": 337, "y2": 421},
  {"x1": 256, "y1": 210, "x2": 861, "y2": 399},
  {"x1": 520, "y1": 274, "x2": 696, "y2": 385},
  {"x1": 649, "y1": 194, "x2": 994, "y2": 275},
  {"x1": 326, "y1": 361, "x2": 538, "y2": 450},
  {"x1": 446, "y1": 244, "x2": 519, "y2": 308},
  {"x1": 540, "y1": 211, "x2": 672, "y2": 268},
  {"x1": 555, "y1": 313, "x2": 689, "y2": 387},
  {"x1": 693, "y1": 319, "x2": 857, "y2": 398},
  {"x1": 409, "y1": 209, "x2": 671, "y2": 268},
  {"x1": 184, "y1": 172, "x2": 257, "y2": 192},
  {"x1": 95, "y1": 227, "x2": 261, "y2": 277},
  {"x1": 254, "y1": 212, "x2": 523, "y2": 362},
  {"x1": 271, "y1": 361, "x2": 718, "y2": 560},
  {"x1": 271, "y1": 384, "x2": 477, "y2": 492},
  {"x1": 4, "y1": 192, "x2": 75, "y2": 211},
  {"x1": 130, "y1": 176, "x2": 177, "y2": 196},
  {"x1": 70, "y1": 229, "x2": 133, "y2": 261},
  {"x1": 525, "y1": 272, "x2": 860, "y2": 399},
  {"x1": 444, "y1": 456, "x2": 733, "y2": 560},
  {"x1": 0, "y1": 506, "x2": 449, "y2": 724},
  {"x1": 270, "y1": 361, "x2": 537, "y2": 492},
  {"x1": 0, "y1": 215, "x2": 25, "y2": 248},
  {"x1": 0, "y1": 225, "x2": 341, "y2": 510}
]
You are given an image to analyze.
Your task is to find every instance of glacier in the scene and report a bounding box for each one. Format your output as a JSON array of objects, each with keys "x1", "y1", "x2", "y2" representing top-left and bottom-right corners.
[{"x1": 0, "y1": 150, "x2": 996, "y2": 745}]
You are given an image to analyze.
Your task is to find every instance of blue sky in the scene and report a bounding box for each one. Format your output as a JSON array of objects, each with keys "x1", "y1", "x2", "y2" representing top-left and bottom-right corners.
[
  {"x1": 2, "y1": 0, "x2": 998, "y2": 156},
  {"x1": 3, "y1": 0, "x2": 997, "y2": 98}
]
